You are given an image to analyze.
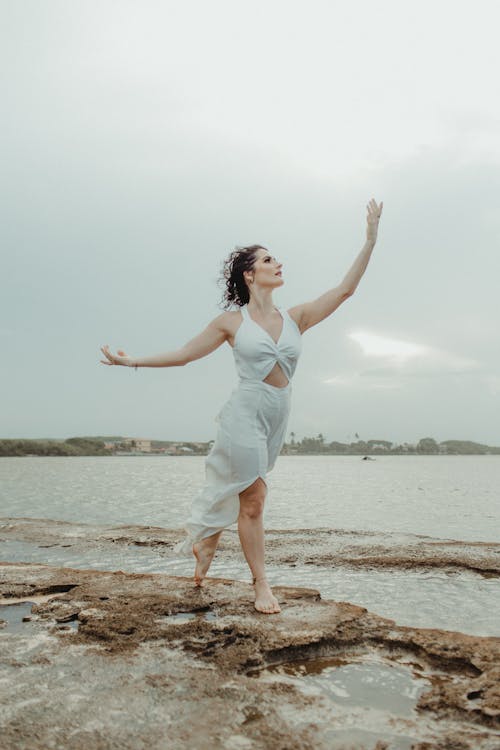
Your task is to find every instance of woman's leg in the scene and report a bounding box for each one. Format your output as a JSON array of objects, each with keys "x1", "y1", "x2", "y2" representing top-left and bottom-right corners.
[
  {"x1": 238, "y1": 478, "x2": 280, "y2": 614},
  {"x1": 192, "y1": 531, "x2": 222, "y2": 586}
]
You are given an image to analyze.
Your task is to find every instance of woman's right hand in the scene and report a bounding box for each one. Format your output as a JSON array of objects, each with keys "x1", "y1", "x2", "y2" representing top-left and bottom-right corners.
[{"x1": 100, "y1": 345, "x2": 133, "y2": 367}]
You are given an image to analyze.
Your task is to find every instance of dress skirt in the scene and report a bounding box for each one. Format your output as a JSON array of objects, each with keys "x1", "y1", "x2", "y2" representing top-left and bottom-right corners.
[{"x1": 174, "y1": 379, "x2": 292, "y2": 557}]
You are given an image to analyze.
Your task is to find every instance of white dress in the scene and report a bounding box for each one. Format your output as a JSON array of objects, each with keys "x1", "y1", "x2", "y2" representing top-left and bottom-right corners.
[{"x1": 174, "y1": 304, "x2": 302, "y2": 557}]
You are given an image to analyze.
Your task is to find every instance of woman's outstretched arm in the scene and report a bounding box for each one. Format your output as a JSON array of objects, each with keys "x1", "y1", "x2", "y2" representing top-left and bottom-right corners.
[
  {"x1": 289, "y1": 198, "x2": 383, "y2": 334},
  {"x1": 100, "y1": 313, "x2": 229, "y2": 368}
]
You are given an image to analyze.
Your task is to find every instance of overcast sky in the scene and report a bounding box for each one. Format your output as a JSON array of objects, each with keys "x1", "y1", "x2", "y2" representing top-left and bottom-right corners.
[{"x1": 1, "y1": 0, "x2": 499, "y2": 445}]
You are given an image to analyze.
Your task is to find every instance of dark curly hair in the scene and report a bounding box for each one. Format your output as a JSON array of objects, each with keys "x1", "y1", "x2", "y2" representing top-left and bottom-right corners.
[{"x1": 218, "y1": 244, "x2": 267, "y2": 309}]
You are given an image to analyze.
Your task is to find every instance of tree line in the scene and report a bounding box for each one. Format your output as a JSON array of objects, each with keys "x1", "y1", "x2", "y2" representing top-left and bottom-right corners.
[
  {"x1": 1, "y1": 435, "x2": 499, "y2": 457},
  {"x1": 283, "y1": 435, "x2": 500, "y2": 455},
  {"x1": 0, "y1": 438, "x2": 109, "y2": 457}
]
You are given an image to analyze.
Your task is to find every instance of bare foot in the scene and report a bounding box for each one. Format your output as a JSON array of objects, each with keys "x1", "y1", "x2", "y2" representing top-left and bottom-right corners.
[
  {"x1": 192, "y1": 536, "x2": 219, "y2": 586},
  {"x1": 253, "y1": 577, "x2": 281, "y2": 614}
]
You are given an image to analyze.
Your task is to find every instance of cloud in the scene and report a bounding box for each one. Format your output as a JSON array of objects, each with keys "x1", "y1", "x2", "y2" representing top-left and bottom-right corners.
[
  {"x1": 348, "y1": 331, "x2": 428, "y2": 362},
  {"x1": 323, "y1": 373, "x2": 403, "y2": 391},
  {"x1": 350, "y1": 331, "x2": 480, "y2": 375},
  {"x1": 323, "y1": 331, "x2": 482, "y2": 389}
]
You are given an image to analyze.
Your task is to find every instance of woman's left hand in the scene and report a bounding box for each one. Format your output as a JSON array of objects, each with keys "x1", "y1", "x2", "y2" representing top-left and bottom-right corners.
[{"x1": 366, "y1": 198, "x2": 383, "y2": 243}]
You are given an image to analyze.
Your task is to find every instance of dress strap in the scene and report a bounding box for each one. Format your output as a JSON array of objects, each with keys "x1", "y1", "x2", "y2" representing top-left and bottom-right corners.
[
  {"x1": 277, "y1": 306, "x2": 289, "y2": 320},
  {"x1": 281, "y1": 307, "x2": 301, "y2": 332},
  {"x1": 240, "y1": 304, "x2": 250, "y2": 320}
]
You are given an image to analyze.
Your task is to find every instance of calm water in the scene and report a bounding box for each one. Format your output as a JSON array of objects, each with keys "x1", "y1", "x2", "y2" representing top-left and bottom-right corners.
[
  {"x1": 0, "y1": 455, "x2": 498, "y2": 540},
  {"x1": 1, "y1": 455, "x2": 499, "y2": 637}
]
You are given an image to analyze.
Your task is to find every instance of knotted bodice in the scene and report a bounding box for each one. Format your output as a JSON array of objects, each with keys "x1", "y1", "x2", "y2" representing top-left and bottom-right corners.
[{"x1": 232, "y1": 304, "x2": 302, "y2": 382}]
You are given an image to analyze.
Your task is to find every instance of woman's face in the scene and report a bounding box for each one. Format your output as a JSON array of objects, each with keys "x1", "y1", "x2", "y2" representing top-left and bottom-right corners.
[{"x1": 246, "y1": 247, "x2": 284, "y2": 290}]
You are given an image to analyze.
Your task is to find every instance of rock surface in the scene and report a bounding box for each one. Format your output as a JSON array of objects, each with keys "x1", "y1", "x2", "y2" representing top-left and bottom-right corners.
[
  {"x1": 1, "y1": 561, "x2": 499, "y2": 750},
  {"x1": 2, "y1": 517, "x2": 499, "y2": 577}
]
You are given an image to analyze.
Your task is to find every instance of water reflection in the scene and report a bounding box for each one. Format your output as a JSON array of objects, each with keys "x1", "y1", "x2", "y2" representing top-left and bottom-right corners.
[
  {"x1": 0, "y1": 598, "x2": 80, "y2": 633},
  {"x1": 257, "y1": 655, "x2": 433, "y2": 749},
  {"x1": 0, "y1": 601, "x2": 40, "y2": 634},
  {"x1": 266, "y1": 656, "x2": 429, "y2": 716}
]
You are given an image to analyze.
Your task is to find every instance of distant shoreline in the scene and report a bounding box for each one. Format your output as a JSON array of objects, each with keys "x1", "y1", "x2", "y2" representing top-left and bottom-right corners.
[
  {"x1": 3, "y1": 453, "x2": 499, "y2": 457},
  {"x1": 1, "y1": 435, "x2": 500, "y2": 458}
]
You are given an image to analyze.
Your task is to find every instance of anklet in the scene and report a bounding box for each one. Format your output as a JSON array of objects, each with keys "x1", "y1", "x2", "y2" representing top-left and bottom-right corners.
[{"x1": 252, "y1": 576, "x2": 268, "y2": 585}]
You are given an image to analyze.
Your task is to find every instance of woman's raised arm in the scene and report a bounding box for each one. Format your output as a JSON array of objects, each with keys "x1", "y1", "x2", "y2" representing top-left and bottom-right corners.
[
  {"x1": 288, "y1": 198, "x2": 383, "y2": 334},
  {"x1": 100, "y1": 313, "x2": 230, "y2": 368}
]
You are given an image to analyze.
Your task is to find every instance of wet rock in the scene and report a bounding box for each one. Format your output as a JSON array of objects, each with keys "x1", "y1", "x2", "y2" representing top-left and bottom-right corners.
[
  {"x1": 2, "y1": 518, "x2": 499, "y2": 578},
  {"x1": 1, "y1": 562, "x2": 499, "y2": 749}
]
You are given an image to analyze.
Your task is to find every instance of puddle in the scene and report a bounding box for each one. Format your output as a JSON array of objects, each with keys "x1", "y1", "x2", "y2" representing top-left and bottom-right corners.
[
  {"x1": 267, "y1": 656, "x2": 430, "y2": 716},
  {"x1": 256, "y1": 655, "x2": 434, "y2": 748},
  {"x1": 0, "y1": 593, "x2": 64, "y2": 605},
  {"x1": 0, "y1": 595, "x2": 80, "y2": 633},
  {"x1": 0, "y1": 601, "x2": 45, "y2": 634},
  {"x1": 157, "y1": 610, "x2": 217, "y2": 624}
]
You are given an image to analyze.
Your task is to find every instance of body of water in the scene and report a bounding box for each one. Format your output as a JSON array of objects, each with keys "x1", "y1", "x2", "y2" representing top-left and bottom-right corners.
[
  {"x1": 1, "y1": 455, "x2": 499, "y2": 637},
  {"x1": 0, "y1": 455, "x2": 498, "y2": 540}
]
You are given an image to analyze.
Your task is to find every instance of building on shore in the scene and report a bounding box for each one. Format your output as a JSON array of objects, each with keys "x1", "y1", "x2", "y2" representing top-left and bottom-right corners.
[
  {"x1": 104, "y1": 438, "x2": 212, "y2": 455},
  {"x1": 104, "y1": 438, "x2": 159, "y2": 454},
  {"x1": 117, "y1": 438, "x2": 152, "y2": 453}
]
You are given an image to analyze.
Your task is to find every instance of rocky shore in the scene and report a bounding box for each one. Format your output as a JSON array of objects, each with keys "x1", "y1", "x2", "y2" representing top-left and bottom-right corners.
[
  {"x1": 1, "y1": 519, "x2": 500, "y2": 749},
  {"x1": 1, "y1": 563, "x2": 499, "y2": 750},
  {"x1": 1, "y1": 517, "x2": 499, "y2": 578}
]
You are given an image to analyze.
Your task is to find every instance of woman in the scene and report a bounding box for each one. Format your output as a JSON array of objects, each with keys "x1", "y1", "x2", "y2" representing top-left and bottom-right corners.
[{"x1": 100, "y1": 198, "x2": 383, "y2": 614}]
